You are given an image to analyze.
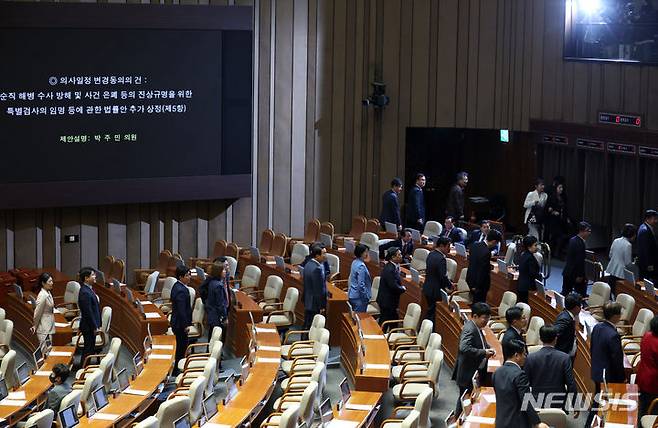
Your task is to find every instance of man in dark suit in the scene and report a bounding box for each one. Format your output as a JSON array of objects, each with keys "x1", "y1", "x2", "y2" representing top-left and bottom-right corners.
[
  {"x1": 588, "y1": 302, "x2": 626, "y2": 426},
  {"x1": 453, "y1": 302, "x2": 496, "y2": 416},
  {"x1": 553, "y1": 293, "x2": 581, "y2": 359},
  {"x1": 379, "y1": 229, "x2": 414, "y2": 263},
  {"x1": 379, "y1": 178, "x2": 403, "y2": 231},
  {"x1": 441, "y1": 217, "x2": 464, "y2": 244},
  {"x1": 405, "y1": 173, "x2": 426, "y2": 229},
  {"x1": 466, "y1": 229, "x2": 502, "y2": 303},
  {"x1": 446, "y1": 171, "x2": 468, "y2": 220},
  {"x1": 303, "y1": 243, "x2": 327, "y2": 330},
  {"x1": 377, "y1": 247, "x2": 407, "y2": 328},
  {"x1": 502, "y1": 306, "x2": 527, "y2": 358},
  {"x1": 77, "y1": 267, "x2": 101, "y2": 365},
  {"x1": 422, "y1": 236, "x2": 453, "y2": 325},
  {"x1": 561, "y1": 221, "x2": 591, "y2": 296},
  {"x1": 524, "y1": 325, "x2": 577, "y2": 410},
  {"x1": 465, "y1": 220, "x2": 500, "y2": 255},
  {"x1": 637, "y1": 209, "x2": 658, "y2": 283},
  {"x1": 170, "y1": 264, "x2": 192, "y2": 368},
  {"x1": 493, "y1": 340, "x2": 548, "y2": 428}
]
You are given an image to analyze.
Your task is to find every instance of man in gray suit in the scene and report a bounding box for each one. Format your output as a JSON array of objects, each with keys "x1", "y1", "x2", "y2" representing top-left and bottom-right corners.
[
  {"x1": 302, "y1": 243, "x2": 327, "y2": 330},
  {"x1": 524, "y1": 325, "x2": 577, "y2": 412},
  {"x1": 493, "y1": 340, "x2": 548, "y2": 428},
  {"x1": 47, "y1": 363, "x2": 72, "y2": 412},
  {"x1": 452, "y1": 302, "x2": 496, "y2": 416}
]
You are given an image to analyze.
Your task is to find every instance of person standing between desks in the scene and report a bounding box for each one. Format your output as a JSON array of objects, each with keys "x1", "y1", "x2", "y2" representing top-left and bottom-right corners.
[
  {"x1": 422, "y1": 236, "x2": 453, "y2": 325},
  {"x1": 377, "y1": 247, "x2": 406, "y2": 329},
  {"x1": 31, "y1": 272, "x2": 55, "y2": 344},
  {"x1": 77, "y1": 267, "x2": 101, "y2": 366},
  {"x1": 501, "y1": 306, "x2": 528, "y2": 358},
  {"x1": 523, "y1": 178, "x2": 548, "y2": 240},
  {"x1": 561, "y1": 221, "x2": 591, "y2": 297},
  {"x1": 605, "y1": 223, "x2": 636, "y2": 299},
  {"x1": 466, "y1": 229, "x2": 503, "y2": 303},
  {"x1": 348, "y1": 243, "x2": 372, "y2": 312},
  {"x1": 379, "y1": 177, "x2": 403, "y2": 231},
  {"x1": 405, "y1": 172, "x2": 426, "y2": 229},
  {"x1": 553, "y1": 293, "x2": 581, "y2": 360},
  {"x1": 303, "y1": 243, "x2": 327, "y2": 330},
  {"x1": 171, "y1": 264, "x2": 193, "y2": 370},
  {"x1": 446, "y1": 171, "x2": 468, "y2": 221},
  {"x1": 204, "y1": 259, "x2": 229, "y2": 342},
  {"x1": 638, "y1": 209, "x2": 658, "y2": 284},
  {"x1": 517, "y1": 235, "x2": 542, "y2": 304}
]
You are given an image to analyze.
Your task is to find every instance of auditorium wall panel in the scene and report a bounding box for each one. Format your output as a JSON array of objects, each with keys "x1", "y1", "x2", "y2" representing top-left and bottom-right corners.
[{"x1": 3, "y1": 0, "x2": 658, "y2": 279}]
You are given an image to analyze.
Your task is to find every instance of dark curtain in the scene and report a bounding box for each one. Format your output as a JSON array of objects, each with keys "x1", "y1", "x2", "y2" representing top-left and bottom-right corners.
[
  {"x1": 540, "y1": 145, "x2": 583, "y2": 222},
  {"x1": 581, "y1": 151, "x2": 609, "y2": 226},
  {"x1": 610, "y1": 155, "x2": 640, "y2": 236},
  {"x1": 643, "y1": 159, "x2": 658, "y2": 211}
]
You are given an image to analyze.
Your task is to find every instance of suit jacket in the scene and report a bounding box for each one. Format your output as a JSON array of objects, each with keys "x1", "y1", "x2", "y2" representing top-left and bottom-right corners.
[
  {"x1": 440, "y1": 227, "x2": 464, "y2": 244},
  {"x1": 77, "y1": 284, "x2": 101, "y2": 333},
  {"x1": 446, "y1": 184, "x2": 465, "y2": 219},
  {"x1": 205, "y1": 278, "x2": 228, "y2": 326},
  {"x1": 452, "y1": 319, "x2": 487, "y2": 387},
  {"x1": 502, "y1": 327, "x2": 525, "y2": 359},
  {"x1": 379, "y1": 238, "x2": 414, "y2": 261},
  {"x1": 405, "y1": 185, "x2": 425, "y2": 226},
  {"x1": 379, "y1": 189, "x2": 402, "y2": 228},
  {"x1": 591, "y1": 321, "x2": 625, "y2": 383},
  {"x1": 170, "y1": 281, "x2": 192, "y2": 333},
  {"x1": 377, "y1": 262, "x2": 406, "y2": 311},
  {"x1": 47, "y1": 382, "x2": 72, "y2": 412},
  {"x1": 493, "y1": 362, "x2": 541, "y2": 428},
  {"x1": 466, "y1": 241, "x2": 492, "y2": 294},
  {"x1": 524, "y1": 346, "x2": 576, "y2": 401},
  {"x1": 563, "y1": 235, "x2": 586, "y2": 279},
  {"x1": 33, "y1": 288, "x2": 55, "y2": 336},
  {"x1": 303, "y1": 258, "x2": 327, "y2": 312},
  {"x1": 517, "y1": 251, "x2": 541, "y2": 293},
  {"x1": 465, "y1": 229, "x2": 500, "y2": 255},
  {"x1": 422, "y1": 250, "x2": 451, "y2": 299},
  {"x1": 606, "y1": 237, "x2": 633, "y2": 278},
  {"x1": 554, "y1": 309, "x2": 576, "y2": 356},
  {"x1": 637, "y1": 222, "x2": 658, "y2": 275}
]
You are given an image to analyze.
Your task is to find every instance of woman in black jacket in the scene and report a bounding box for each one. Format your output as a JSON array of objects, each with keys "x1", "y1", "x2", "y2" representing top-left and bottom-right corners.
[
  {"x1": 545, "y1": 183, "x2": 571, "y2": 259},
  {"x1": 517, "y1": 235, "x2": 542, "y2": 303},
  {"x1": 204, "y1": 260, "x2": 229, "y2": 341}
]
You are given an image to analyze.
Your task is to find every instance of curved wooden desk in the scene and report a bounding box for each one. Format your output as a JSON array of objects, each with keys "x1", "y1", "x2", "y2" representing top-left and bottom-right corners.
[
  {"x1": 228, "y1": 290, "x2": 263, "y2": 357},
  {"x1": 340, "y1": 313, "x2": 390, "y2": 393},
  {"x1": 205, "y1": 323, "x2": 281, "y2": 427},
  {"x1": 76, "y1": 335, "x2": 176, "y2": 428},
  {"x1": 616, "y1": 278, "x2": 658, "y2": 321},
  {"x1": 0, "y1": 346, "x2": 75, "y2": 426},
  {"x1": 331, "y1": 390, "x2": 382, "y2": 427}
]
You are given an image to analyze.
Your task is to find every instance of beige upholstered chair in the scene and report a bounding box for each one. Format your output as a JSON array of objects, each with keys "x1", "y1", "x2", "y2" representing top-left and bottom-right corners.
[
  {"x1": 391, "y1": 334, "x2": 443, "y2": 381},
  {"x1": 133, "y1": 416, "x2": 159, "y2": 428},
  {"x1": 381, "y1": 409, "x2": 421, "y2": 428},
  {"x1": 254, "y1": 276, "x2": 284, "y2": 310},
  {"x1": 446, "y1": 258, "x2": 458, "y2": 282},
  {"x1": 260, "y1": 405, "x2": 300, "y2": 428},
  {"x1": 178, "y1": 340, "x2": 222, "y2": 372},
  {"x1": 57, "y1": 390, "x2": 81, "y2": 424},
  {"x1": 384, "y1": 303, "x2": 422, "y2": 347},
  {"x1": 235, "y1": 265, "x2": 262, "y2": 292},
  {"x1": 390, "y1": 319, "x2": 433, "y2": 363},
  {"x1": 410, "y1": 249, "x2": 430, "y2": 272},
  {"x1": 489, "y1": 291, "x2": 518, "y2": 332},
  {"x1": 359, "y1": 232, "x2": 380, "y2": 253},
  {"x1": 620, "y1": 308, "x2": 654, "y2": 354},
  {"x1": 525, "y1": 316, "x2": 545, "y2": 353},
  {"x1": 264, "y1": 287, "x2": 298, "y2": 329},
  {"x1": 449, "y1": 268, "x2": 471, "y2": 305},
  {"x1": 0, "y1": 350, "x2": 18, "y2": 389},
  {"x1": 0, "y1": 319, "x2": 13, "y2": 360},
  {"x1": 187, "y1": 298, "x2": 205, "y2": 340},
  {"x1": 155, "y1": 396, "x2": 191, "y2": 428},
  {"x1": 281, "y1": 342, "x2": 329, "y2": 376},
  {"x1": 385, "y1": 387, "x2": 433, "y2": 428},
  {"x1": 325, "y1": 253, "x2": 340, "y2": 281},
  {"x1": 367, "y1": 276, "x2": 381, "y2": 316},
  {"x1": 54, "y1": 281, "x2": 81, "y2": 320},
  {"x1": 537, "y1": 408, "x2": 567, "y2": 428},
  {"x1": 73, "y1": 306, "x2": 112, "y2": 350},
  {"x1": 392, "y1": 349, "x2": 443, "y2": 401},
  {"x1": 423, "y1": 221, "x2": 443, "y2": 238},
  {"x1": 289, "y1": 243, "x2": 309, "y2": 266},
  {"x1": 22, "y1": 409, "x2": 54, "y2": 428}
]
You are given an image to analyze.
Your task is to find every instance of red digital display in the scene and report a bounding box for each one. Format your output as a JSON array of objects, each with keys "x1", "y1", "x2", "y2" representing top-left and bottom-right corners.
[{"x1": 598, "y1": 112, "x2": 643, "y2": 128}]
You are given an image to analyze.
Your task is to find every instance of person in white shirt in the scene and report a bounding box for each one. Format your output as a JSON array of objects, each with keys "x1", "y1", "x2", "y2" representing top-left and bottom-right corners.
[
  {"x1": 523, "y1": 178, "x2": 548, "y2": 240},
  {"x1": 606, "y1": 224, "x2": 636, "y2": 298}
]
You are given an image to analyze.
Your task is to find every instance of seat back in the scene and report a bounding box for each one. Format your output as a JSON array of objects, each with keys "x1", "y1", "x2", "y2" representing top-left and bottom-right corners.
[
  {"x1": 456, "y1": 268, "x2": 469, "y2": 292},
  {"x1": 145, "y1": 271, "x2": 160, "y2": 294},
  {"x1": 134, "y1": 416, "x2": 159, "y2": 428},
  {"x1": 401, "y1": 410, "x2": 421, "y2": 428},
  {"x1": 616, "y1": 293, "x2": 635, "y2": 323},
  {"x1": 365, "y1": 219, "x2": 380, "y2": 233},
  {"x1": 359, "y1": 232, "x2": 380, "y2": 252},
  {"x1": 446, "y1": 258, "x2": 457, "y2": 282},
  {"x1": 0, "y1": 320, "x2": 13, "y2": 348},
  {"x1": 110, "y1": 259, "x2": 125, "y2": 283},
  {"x1": 590, "y1": 281, "x2": 611, "y2": 307},
  {"x1": 226, "y1": 256, "x2": 238, "y2": 278},
  {"x1": 425, "y1": 333, "x2": 443, "y2": 357},
  {"x1": 161, "y1": 277, "x2": 176, "y2": 300},
  {"x1": 64, "y1": 281, "x2": 81, "y2": 305},
  {"x1": 403, "y1": 303, "x2": 422, "y2": 330},
  {"x1": 187, "y1": 287, "x2": 196, "y2": 310},
  {"x1": 633, "y1": 308, "x2": 654, "y2": 337},
  {"x1": 259, "y1": 229, "x2": 275, "y2": 254},
  {"x1": 299, "y1": 381, "x2": 319, "y2": 427},
  {"x1": 320, "y1": 222, "x2": 335, "y2": 238},
  {"x1": 192, "y1": 297, "x2": 205, "y2": 325},
  {"x1": 371, "y1": 277, "x2": 380, "y2": 301},
  {"x1": 348, "y1": 216, "x2": 367, "y2": 237},
  {"x1": 311, "y1": 314, "x2": 326, "y2": 330},
  {"x1": 100, "y1": 256, "x2": 115, "y2": 281},
  {"x1": 282, "y1": 287, "x2": 300, "y2": 313},
  {"x1": 499, "y1": 291, "x2": 517, "y2": 315},
  {"x1": 504, "y1": 243, "x2": 516, "y2": 265},
  {"x1": 515, "y1": 302, "x2": 531, "y2": 320},
  {"x1": 156, "y1": 396, "x2": 191, "y2": 428},
  {"x1": 417, "y1": 319, "x2": 433, "y2": 348},
  {"x1": 202, "y1": 358, "x2": 217, "y2": 395},
  {"x1": 241, "y1": 265, "x2": 261, "y2": 289},
  {"x1": 226, "y1": 243, "x2": 239, "y2": 259},
  {"x1": 325, "y1": 253, "x2": 339, "y2": 277},
  {"x1": 99, "y1": 352, "x2": 116, "y2": 392},
  {"x1": 290, "y1": 243, "x2": 310, "y2": 266},
  {"x1": 24, "y1": 409, "x2": 55, "y2": 428},
  {"x1": 278, "y1": 405, "x2": 301, "y2": 428},
  {"x1": 58, "y1": 390, "x2": 82, "y2": 426},
  {"x1": 410, "y1": 249, "x2": 430, "y2": 271},
  {"x1": 270, "y1": 233, "x2": 288, "y2": 257},
  {"x1": 108, "y1": 337, "x2": 122, "y2": 364},
  {"x1": 101, "y1": 306, "x2": 112, "y2": 334},
  {"x1": 525, "y1": 316, "x2": 545, "y2": 346},
  {"x1": 0, "y1": 350, "x2": 17, "y2": 389},
  {"x1": 304, "y1": 219, "x2": 321, "y2": 243},
  {"x1": 209, "y1": 326, "x2": 223, "y2": 347},
  {"x1": 188, "y1": 375, "x2": 208, "y2": 423},
  {"x1": 414, "y1": 387, "x2": 434, "y2": 428},
  {"x1": 423, "y1": 221, "x2": 443, "y2": 238},
  {"x1": 211, "y1": 240, "x2": 227, "y2": 259},
  {"x1": 264, "y1": 276, "x2": 284, "y2": 301},
  {"x1": 537, "y1": 408, "x2": 567, "y2": 428},
  {"x1": 81, "y1": 369, "x2": 103, "y2": 410},
  {"x1": 427, "y1": 350, "x2": 444, "y2": 395}
]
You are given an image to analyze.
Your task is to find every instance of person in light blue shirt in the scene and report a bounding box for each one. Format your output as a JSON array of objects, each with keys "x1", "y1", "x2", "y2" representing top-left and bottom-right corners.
[{"x1": 348, "y1": 243, "x2": 372, "y2": 312}]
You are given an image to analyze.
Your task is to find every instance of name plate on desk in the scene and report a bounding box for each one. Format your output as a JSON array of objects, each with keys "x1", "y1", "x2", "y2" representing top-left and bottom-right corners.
[
  {"x1": 255, "y1": 327, "x2": 277, "y2": 334},
  {"x1": 464, "y1": 415, "x2": 495, "y2": 425},
  {"x1": 152, "y1": 344, "x2": 174, "y2": 350},
  {"x1": 363, "y1": 363, "x2": 388, "y2": 370},
  {"x1": 326, "y1": 420, "x2": 360, "y2": 428},
  {"x1": 34, "y1": 371, "x2": 51, "y2": 376},
  {"x1": 344, "y1": 403, "x2": 374, "y2": 411},
  {"x1": 149, "y1": 354, "x2": 172, "y2": 360},
  {"x1": 49, "y1": 351, "x2": 72, "y2": 356},
  {"x1": 487, "y1": 359, "x2": 501, "y2": 368},
  {"x1": 258, "y1": 346, "x2": 281, "y2": 352},
  {"x1": 90, "y1": 413, "x2": 120, "y2": 421},
  {"x1": 256, "y1": 357, "x2": 280, "y2": 364},
  {"x1": 144, "y1": 312, "x2": 161, "y2": 319},
  {"x1": 55, "y1": 322, "x2": 70, "y2": 328},
  {"x1": 0, "y1": 399, "x2": 27, "y2": 407},
  {"x1": 123, "y1": 388, "x2": 150, "y2": 396},
  {"x1": 362, "y1": 334, "x2": 386, "y2": 340}
]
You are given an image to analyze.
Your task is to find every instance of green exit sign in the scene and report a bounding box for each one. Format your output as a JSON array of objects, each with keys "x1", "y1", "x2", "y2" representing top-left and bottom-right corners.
[{"x1": 500, "y1": 129, "x2": 509, "y2": 143}]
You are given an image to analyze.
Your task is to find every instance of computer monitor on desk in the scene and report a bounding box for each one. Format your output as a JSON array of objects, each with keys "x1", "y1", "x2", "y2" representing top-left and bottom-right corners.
[
  {"x1": 497, "y1": 259, "x2": 508, "y2": 274},
  {"x1": 59, "y1": 405, "x2": 79, "y2": 428},
  {"x1": 173, "y1": 414, "x2": 191, "y2": 428},
  {"x1": 644, "y1": 279, "x2": 656, "y2": 297},
  {"x1": 249, "y1": 246, "x2": 261, "y2": 261},
  {"x1": 345, "y1": 240, "x2": 355, "y2": 254},
  {"x1": 554, "y1": 291, "x2": 565, "y2": 310},
  {"x1": 368, "y1": 249, "x2": 379, "y2": 264},
  {"x1": 455, "y1": 243, "x2": 467, "y2": 257},
  {"x1": 274, "y1": 256, "x2": 285, "y2": 270},
  {"x1": 320, "y1": 233, "x2": 333, "y2": 249},
  {"x1": 624, "y1": 268, "x2": 635, "y2": 284},
  {"x1": 384, "y1": 222, "x2": 397, "y2": 234}
]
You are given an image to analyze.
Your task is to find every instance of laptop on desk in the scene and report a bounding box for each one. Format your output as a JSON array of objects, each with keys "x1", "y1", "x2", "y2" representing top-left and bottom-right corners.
[
  {"x1": 173, "y1": 414, "x2": 191, "y2": 428},
  {"x1": 0, "y1": 378, "x2": 8, "y2": 401},
  {"x1": 644, "y1": 279, "x2": 656, "y2": 297},
  {"x1": 319, "y1": 398, "x2": 334, "y2": 427},
  {"x1": 384, "y1": 222, "x2": 397, "y2": 234},
  {"x1": 623, "y1": 268, "x2": 635, "y2": 284},
  {"x1": 497, "y1": 259, "x2": 508, "y2": 274},
  {"x1": 59, "y1": 405, "x2": 79, "y2": 428},
  {"x1": 116, "y1": 368, "x2": 130, "y2": 392},
  {"x1": 274, "y1": 256, "x2": 285, "y2": 270},
  {"x1": 249, "y1": 246, "x2": 261, "y2": 261},
  {"x1": 410, "y1": 268, "x2": 420, "y2": 284},
  {"x1": 320, "y1": 233, "x2": 333, "y2": 249},
  {"x1": 17, "y1": 362, "x2": 30, "y2": 385},
  {"x1": 92, "y1": 386, "x2": 109, "y2": 412}
]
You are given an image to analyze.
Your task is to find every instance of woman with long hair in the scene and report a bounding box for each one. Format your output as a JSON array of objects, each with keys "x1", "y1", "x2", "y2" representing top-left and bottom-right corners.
[{"x1": 31, "y1": 272, "x2": 55, "y2": 343}]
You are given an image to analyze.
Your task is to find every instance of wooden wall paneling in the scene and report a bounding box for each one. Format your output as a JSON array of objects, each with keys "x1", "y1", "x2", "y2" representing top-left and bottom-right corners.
[
  {"x1": 500, "y1": 0, "x2": 513, "y2": 127},
  {"x1": 291, "y1": 0, "x2": 309, "y2": 237},
  {"x1": 646, "y1": 68, "x2": 658, "y2": 130},
  {"x1": 196, "y1": 202, "x2": 208, "y2": 259},
  {"x1": 454, "y1": 0, "x2": 470, "y2": 127},
  {"x1": 35, "y1": 211, "x2": 43, "y2": 268},
  {"x1": 256, "y1": 0, "x2": 272, "y2": 235},
  {"x1": 572, "y1": 62, "x2": 589, "y2": 123},
  {"x1": 340, "y1": 0, "x2": 356, "y2": 225},
  {"x1": 305, "y1": 0, "x2": 319, "y2": 222},
  {"x1": 42, "y1": 209, "x2": 57, "y2": 269},
  {"x1": 540, "y1": 0, "x2": 559, "y2": 121},
  {"x1": 97, "y1": 206, "x2": 108, "y2": 267},
  {"x1": 80, "y1": 207, "x2": 98, "y2": 270},
  {"x1": 519, "y1": 0, "x2": 534, "y2": 130},
  {"x1": 273, "y1": 0, "x2": 293, "y2": 233},
  {"x1": 349, "y1": 0, "x2": 365, "y2": 220},
  {"x1": 588, "y1": 63, "x2": 603, "y2": 124},
  {"x1": 60, "y1": 208, "x2": 81, "y2": 277},
  {"x1": 163, "y1": 203, "x2": 176, "y2": 253},
  {"x1": 562, "y1": 62, "x2": 575, "y2": 123},
  {"x1": 622, "y1": 66, "x2": 641, "y2": 116},
  {"x1": 475, "y1": 0, "x2": 497, "y2": 129},
  {"x1": 410, "y1": 0, "x2": 430, "y2": 128},
  {"x1": 529, "y1": 0, "x2": 545, "y2": 121},
  {"x1": 178, "y1": 203, "x2": 198, "y2": 259},
  {"x1": 107, "y1": 205, "x2": 126, "y2": 265},
  {"x1": 315, "y1": 0, "x2": 333, "y2": 222},
  {"x1": 14, "y1": 210, "x2": 37, "y2": 269},
  {"x1": 511, "y1": 0, "x2": 526, "y2": 129},
  {"x1": 435, "y1": 0, "x2": 459, "y2": 128},
  {"x1": 148, "y1": 204, "x2": 163, "y2": 267},
  {"x1": 465, "y1": 0, "x2": 480, "y2": 128},
  {"x1": 329, "y1": 0, "x2": 346, "y2": 228},
  {"x1": 396, "y1": 1, "x2": 412, "y2": 192},
  {"x1": 602, "y1": 63, "x2": 622, "y2": 112},
  {"x1": 364, "y1": 0, "x2": 380, "y2": 217},
  {"x1": 207, "y1": 200, "x2": 227, "y2": 252},
  {"x1": 231, "y1": 197, "x2": 252, "y2": 245},
  {"x1": 126, "y1": 205, "x2": 142, "y2": 278},
  {"x1": 551, "y1": 2, "x2": 565, "y2": 122}
]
